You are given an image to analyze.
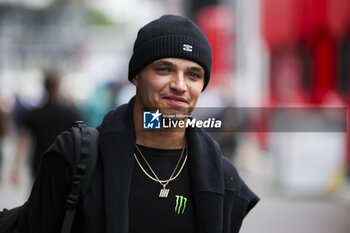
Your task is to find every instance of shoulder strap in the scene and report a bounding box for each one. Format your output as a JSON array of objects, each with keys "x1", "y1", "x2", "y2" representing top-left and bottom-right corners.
[{"x1": 61, "y1": 121, "x2": 99, "y2": 233}]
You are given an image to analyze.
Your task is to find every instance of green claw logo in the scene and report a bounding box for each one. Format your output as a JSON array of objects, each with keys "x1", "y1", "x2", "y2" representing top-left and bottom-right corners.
[{"x1": 175, "y1": 195, "x2": 187, "y2": 215}]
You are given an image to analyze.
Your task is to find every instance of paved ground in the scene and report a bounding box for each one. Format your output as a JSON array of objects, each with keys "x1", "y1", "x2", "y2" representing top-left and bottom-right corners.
[
  {"x1": 237, "y1": 146, "x2": 350, "y2": 233},
  {"x1": 240, "y1": 189, "x2": 350, "y2": 233},
  {"x1": 0, "y1": 135, "x2": 32, "y2": 209}
]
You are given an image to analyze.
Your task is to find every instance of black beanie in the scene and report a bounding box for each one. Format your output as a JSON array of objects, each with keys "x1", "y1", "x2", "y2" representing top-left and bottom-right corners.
[{"x1": 128, "y1": 15, "x2": 212, "y2": 91}]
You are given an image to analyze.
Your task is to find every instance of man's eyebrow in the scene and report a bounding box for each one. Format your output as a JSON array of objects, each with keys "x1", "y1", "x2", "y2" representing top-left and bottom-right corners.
[
  {"x1": 189, "y1": 66, "x2": 205, "y2": 75},
  {"x1": 151, "y1": 61, "x2": 175, "y2": 67}
]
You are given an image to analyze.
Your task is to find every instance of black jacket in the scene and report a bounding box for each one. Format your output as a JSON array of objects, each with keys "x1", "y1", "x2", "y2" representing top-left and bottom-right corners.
[{"x1": 17, "y1": 97, "x2": 259, "y2": 233}]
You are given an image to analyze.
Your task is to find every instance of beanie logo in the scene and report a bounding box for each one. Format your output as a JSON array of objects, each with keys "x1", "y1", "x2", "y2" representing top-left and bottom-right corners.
[{"x1": 183, "y1": 44, "x2": 193, "y2": 52}]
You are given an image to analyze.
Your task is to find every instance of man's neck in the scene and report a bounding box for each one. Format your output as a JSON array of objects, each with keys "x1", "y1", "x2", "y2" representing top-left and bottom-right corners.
[
  {"x1": 135, "y1": 131, "x2": 186, "y2": 149},
  {"x1": 133, "y1": 100, "x2": 186, "y2": 149}
]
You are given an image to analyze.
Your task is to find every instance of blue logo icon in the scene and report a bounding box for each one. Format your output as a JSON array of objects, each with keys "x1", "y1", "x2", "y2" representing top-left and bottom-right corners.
[{"x1": 143, "y1": 109, "x2": 162, "y2": 129}]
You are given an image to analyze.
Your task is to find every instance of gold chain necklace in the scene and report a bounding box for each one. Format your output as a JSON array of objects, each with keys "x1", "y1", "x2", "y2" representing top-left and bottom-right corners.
[{"x1": 134, "y1": 143, "x2": 187, "y2": 198}]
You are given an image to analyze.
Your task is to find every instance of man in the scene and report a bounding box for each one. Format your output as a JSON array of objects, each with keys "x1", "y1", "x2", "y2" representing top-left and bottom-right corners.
[
  {"x1": 0, "y1": 106, "x2": 9, "y2": 183},
  {"x1": 11, "y1": 69, "x2": 81, "y2": 183},
  {"x1": 16, "y1": 15, "x2": 259, "y2": 233}
]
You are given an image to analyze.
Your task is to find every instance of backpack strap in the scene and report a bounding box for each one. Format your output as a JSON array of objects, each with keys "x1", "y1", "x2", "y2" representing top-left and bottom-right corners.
[{"x1": 61, "y1": 121, "x2": 99, "y2": 233}]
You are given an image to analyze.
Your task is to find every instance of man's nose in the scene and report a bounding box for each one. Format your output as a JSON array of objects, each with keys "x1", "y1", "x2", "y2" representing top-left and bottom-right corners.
[{"x1": 169, "y1": 72, "x2": 187, "y2": 93}]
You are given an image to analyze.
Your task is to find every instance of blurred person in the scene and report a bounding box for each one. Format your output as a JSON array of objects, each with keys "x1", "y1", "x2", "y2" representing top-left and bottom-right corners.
[
  {"x1": 81, "y1": 81, "x2": 124, "y2": 127},
  {"x1": 202, "y1": 75, "x2": 240, "y2": 160},
  {"x1": 15, "y1": 15, "x2": 259, "y2": 233},
  {"x1": 0, "y1": 106, "x2": 9, "y2": 183},
  {"x1": 11, "y1": 69, "x2": 81, "y2": 184},
  {"x1": 12, "y1": 95, "x2": 30, "y2": 133}
]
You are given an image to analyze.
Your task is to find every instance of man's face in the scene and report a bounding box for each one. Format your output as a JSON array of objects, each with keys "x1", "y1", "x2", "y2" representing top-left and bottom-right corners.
[{"x1": 133, "y1": 58, "x2": 205, "y2": 116}]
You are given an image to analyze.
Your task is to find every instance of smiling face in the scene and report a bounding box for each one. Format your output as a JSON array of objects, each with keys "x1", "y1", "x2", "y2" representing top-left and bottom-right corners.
[{"x1": 132, "y1": 58, "x2": 205, "y2": 116}]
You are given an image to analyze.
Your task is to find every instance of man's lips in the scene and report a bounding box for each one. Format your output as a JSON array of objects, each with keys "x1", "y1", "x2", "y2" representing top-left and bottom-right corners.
[
  {"x1": 162, "y1": 95, "x2": 189, "y2": 104},
  {"x1": 162, "y1": 95, "x2": 189, "y2": 107}
]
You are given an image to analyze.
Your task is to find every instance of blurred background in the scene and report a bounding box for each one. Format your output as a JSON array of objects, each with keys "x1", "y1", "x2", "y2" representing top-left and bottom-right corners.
[{"x1": 0, "y1": 0, "x2": 350, "y2": 232}]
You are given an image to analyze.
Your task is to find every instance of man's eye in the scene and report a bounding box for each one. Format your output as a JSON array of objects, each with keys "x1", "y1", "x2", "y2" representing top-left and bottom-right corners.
[
  {"x1": 155, "y1": 67, "x2": 170, "y2": 72},
  {"x1": 188, "y1": 72, "x2": 201, "y2": 79}
]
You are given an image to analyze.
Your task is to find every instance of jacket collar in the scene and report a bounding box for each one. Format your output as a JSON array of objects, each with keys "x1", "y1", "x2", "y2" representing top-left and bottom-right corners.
[
  {"x1": 98, "y1": 97, "x2": 224, "y2": 233},
  {"x1": 186, "y1": 127, "x2": 225, "y2": 232},
  {"x1": 187, "y1": 127, "x2": 224, "y2": 194}
]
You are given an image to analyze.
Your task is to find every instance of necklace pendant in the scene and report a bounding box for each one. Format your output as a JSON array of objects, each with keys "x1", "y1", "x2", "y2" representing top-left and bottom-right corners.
[{"x1": 159, "y1": 188, "x2": 170, "y2": 198}]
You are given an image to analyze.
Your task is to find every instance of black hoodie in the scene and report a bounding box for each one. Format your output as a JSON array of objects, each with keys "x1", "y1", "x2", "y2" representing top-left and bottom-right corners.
[{"x1": 17, "y1": 97, "x2": 259, "y2": 233}]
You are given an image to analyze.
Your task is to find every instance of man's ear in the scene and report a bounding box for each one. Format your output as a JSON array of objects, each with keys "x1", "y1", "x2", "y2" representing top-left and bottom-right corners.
[{"x1": 131, "y1": 75, "x2": 139, "y2": 86}]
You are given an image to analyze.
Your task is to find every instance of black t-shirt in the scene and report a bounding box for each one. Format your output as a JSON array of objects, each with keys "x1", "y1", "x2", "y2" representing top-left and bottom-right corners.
[
  {"x1": 129, "y1": 145, "x2": 196, "y2": 233},
  {"x1": 24, "y1": 101, "x2": 80, "y2": 176}
]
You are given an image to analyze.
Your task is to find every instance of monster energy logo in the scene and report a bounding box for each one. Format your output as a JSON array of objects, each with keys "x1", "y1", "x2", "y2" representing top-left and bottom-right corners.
[{"x1": 175, "y1": 195, "x2": 187, "y2": 215}]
